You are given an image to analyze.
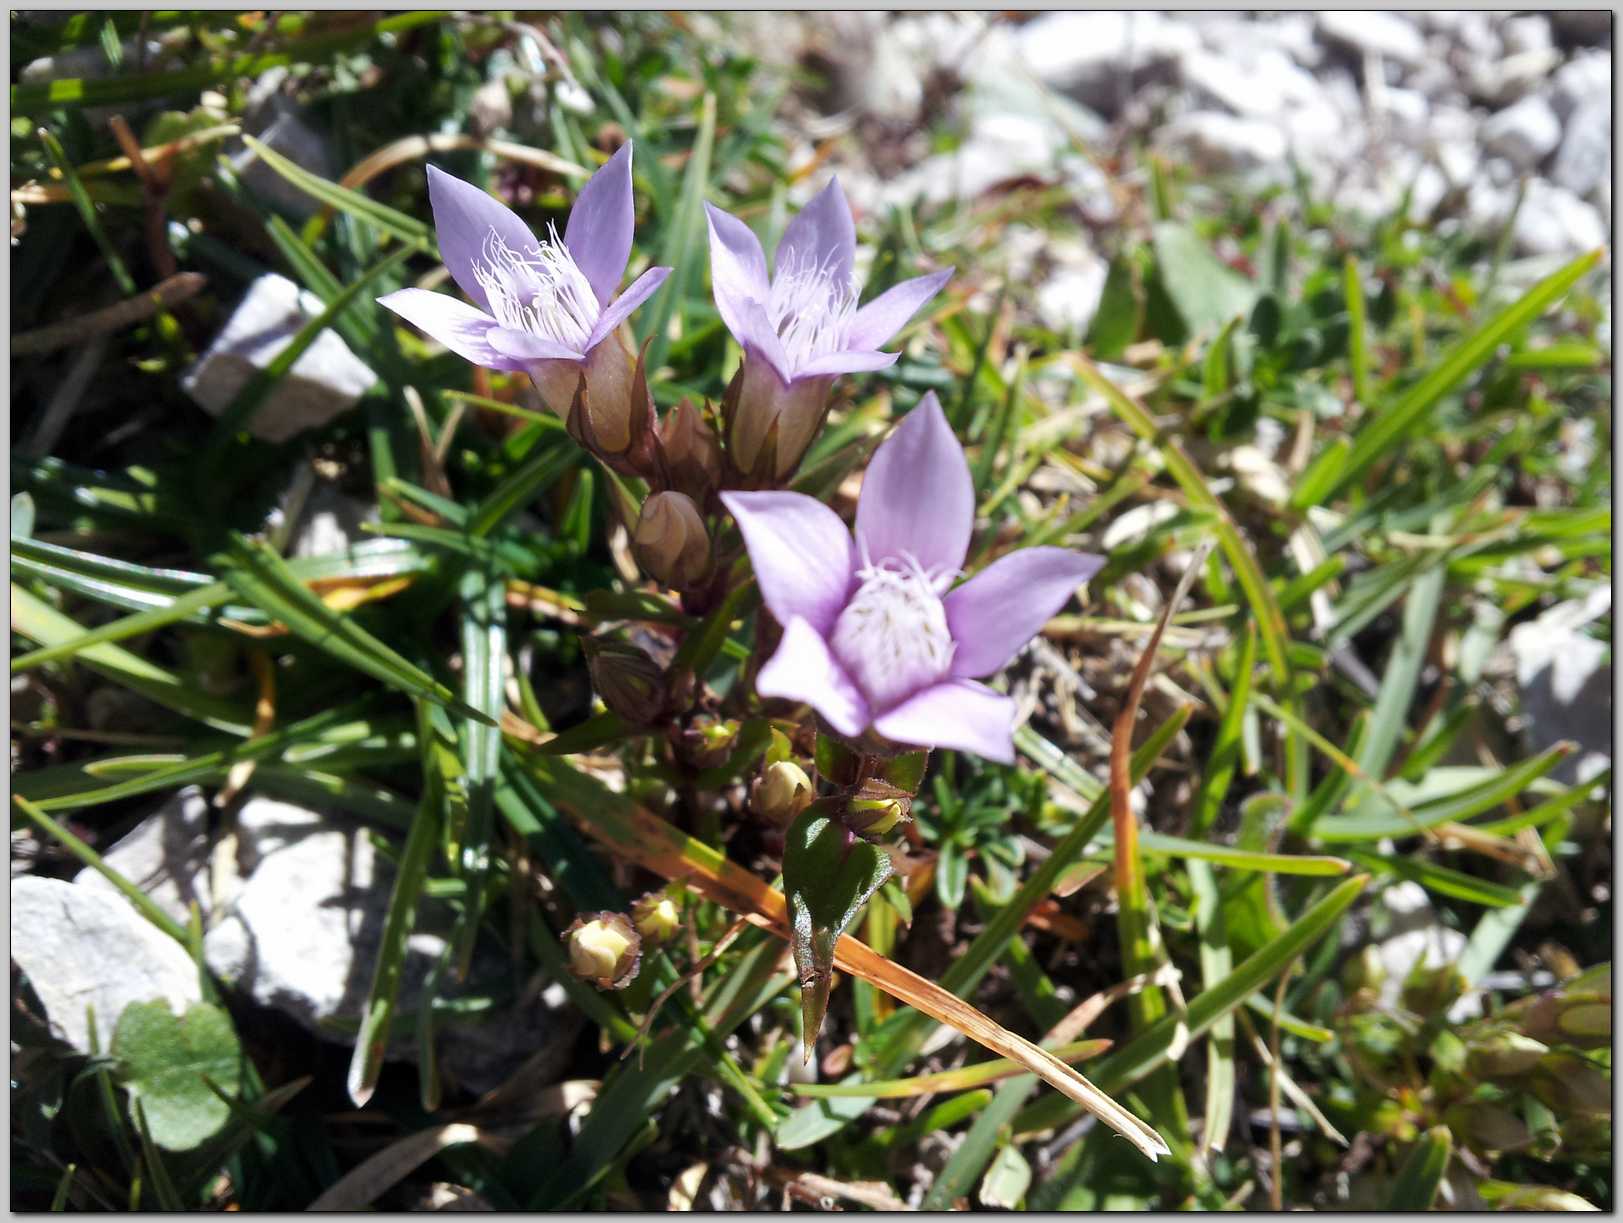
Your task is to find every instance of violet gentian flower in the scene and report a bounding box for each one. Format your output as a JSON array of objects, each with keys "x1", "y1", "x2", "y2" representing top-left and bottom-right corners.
[
  {"x1": 721, "y1": 393, "x2": 1103, "y2": 763},
  {"x1": 378, "y1": 143, "x2": 670, "y2": 420},
  {"x1": 706, "y1": 179, "x2": 951, "y2": 482}
]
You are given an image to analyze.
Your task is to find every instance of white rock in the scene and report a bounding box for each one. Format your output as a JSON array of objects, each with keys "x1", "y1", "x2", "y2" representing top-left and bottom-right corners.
[
  {"x1": 470, "y1": 80, "x2": 513, "y2": 135},
  {"x1": 1016, "y1": 10, "x2": 1198, "y2": 115},
  {"x1": 1182, "y1": 46, "x2": 1323, "y2": 118},
  {"x1": 182, "y1": 274, "x2": 377, "y2": 444},
  {"x1": 1551, "y1": 99, "x2": 1613, "y2": 199},
  {"x1": 1513, "y1": 180, "x2": 1608, "y2": 256},
  {"x1": 1472, "y1": 48, "x2": 1565, "y2": 106},
  {"x1": 1035, "y1": 247, "x2": 1109, "y2": 336},
  {"x1": 1499, "y1": 14, "x2": 1553, "y2": 56},
  {"x1": 12, "y1": 875, "x2": 204, "y2": 1054},
  {"x1": 1378, "y1": 85, "x2": 1430, "y2": 141},
  {"x1": 1480, "y1": 94, "x2": 1562, "y2": 169},
  {"x1": 1428, "y1": 105, "x2": 1483, "y2": 188},
  {"x1": 1317, "y1": 11, "x2": 1427, "y2": 67},
  {"x1": 1508, "y1": 585, "x2": 1612, "y2": 784},
  {"x1": 289, "y1": 484, "x2": 377, "y2": 559},
  {"x1": 75, "y1": 788, "x2": 218, "y2": 926},
  {"x1": 1373, "y1": 881, "x2": 1477, "y2": 1022},
  {"x1": 1551, "y1": 50, "x2": 1611, "y2": 120},
  {"x1": 1155, "y1": 111, "x2": 1289, "y2": 178}
]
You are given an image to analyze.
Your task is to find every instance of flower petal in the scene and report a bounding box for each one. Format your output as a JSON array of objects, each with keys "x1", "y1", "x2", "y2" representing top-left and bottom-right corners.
[
  {"x1": 872, "y1": 679, "x2": 1015, "y2": 763},
  {"x1": 847, "y1": 268, "x2": 953, "y2": 352},
  {"x1": 426, "y1": 165, "x2": 538, "y2": 314},
  {"x1": 487, "y1": 327, "x2": 584, "y2": 362},
  {"x1": 705, "y1": 203, "x2": 772, "y2": 352},
  {"x1": 775, "y1": 177, "x2": 855, "y2": 289},
  {"x1": 792, "y1": 348, "x2": 899, "y2": 379},
  {"x1": 757, "y1": 615, "x2": 870, "y2": 738},
  {"x1": 564, "y1": 142, "x2": 635, "y2": 308},
  {"x1": 945, "y1": 547, "x2": 1106, "y2": 678},
  {"x1": 854, "y1": 391, "x2": 973, "y2": 574},
  {"x1": 720, "y1": 490, "x2": 854, "y2": 637},
  {"x1": 378, "y1": 288, "x2": 525, "y2": 370},
  {"x1": 586, "y1": 265, "x2": 671, "y2": 351}
]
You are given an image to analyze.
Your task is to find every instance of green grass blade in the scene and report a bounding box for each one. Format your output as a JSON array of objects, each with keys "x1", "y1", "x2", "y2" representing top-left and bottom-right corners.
[
  {"x1": 635, "y1": 91, "x2": 716, "y2": 373},
  {"x1": 1386, "y1": 1127, "x2": 1452, "y2": 1210}
]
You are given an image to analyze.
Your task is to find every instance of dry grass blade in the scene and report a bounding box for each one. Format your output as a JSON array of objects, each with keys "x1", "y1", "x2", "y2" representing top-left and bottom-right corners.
[
  {"x1": 305, "y1": 1122, "x2": 511, "y2": 1211},
  {"x1": 526, "y1": 757, "x2": 1172, "y2": 1162},
  {"x1": 763, "y1": 1166, "x2": 911, "y2": 1212},
  {"x1": 11, "y1": 272, "x2": 206, "y2": 355}
]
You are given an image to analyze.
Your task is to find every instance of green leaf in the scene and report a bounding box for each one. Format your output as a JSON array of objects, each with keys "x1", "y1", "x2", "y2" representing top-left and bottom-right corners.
[
  {"x1": 782, "y1": 803, "x2": 894, "y2": 1052},
  {"x1": 111, "y1": 1000, "x2": 242, "y2": 1152},
  {"x1": 1151, "y1": 222, "x2": 1259, "y2": 340},
  {"x1": 218, "y1": 535, "x2": 494, "y2": 726},
  {"x1": 1387, "y1": 1126, "x2": 1452, "y2": 1209}
]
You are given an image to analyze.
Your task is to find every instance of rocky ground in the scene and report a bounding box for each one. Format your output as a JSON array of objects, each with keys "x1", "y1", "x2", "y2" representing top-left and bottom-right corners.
[{"x1": 727, "y1": 9, "x2": 1612, "y2": 339}]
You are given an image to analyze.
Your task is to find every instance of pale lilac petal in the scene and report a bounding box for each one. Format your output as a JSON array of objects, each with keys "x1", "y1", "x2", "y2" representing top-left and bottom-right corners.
[
  {"x1": 427, "y1": 165, "x2": 538, "y2": 314},
  {"x1": 757, "y1": 615, "x2": 870, "y2": 738},
  {"x1": 721, "y1": 491, "x2": 855, "y2": 636},
  {"x1": 775, "y1": 177, "x2": 855, "y2": 288},
  {"x1": 487, "y1": 327, "x2": 584, "y2": 362},
  {"x1": 872, "y1": 679, "x2": 1015, "y2": 763},
  {"x1": 586, "y1": 265, "x2": 671, "y2": 351},
  {"x1": 854, "y1": 391, "x2": 973, "y2": 574},
  {"x1": 945, "y1": 547, "x2": 1106, "y2": 678},
  {"x1": 847, "y1": 269, "x2": 953, "y2": 351},
  {"x1": 705, "y1": 203, "x2": 772, "y2": 351},
  {"x1": 564, "y1": 142, "x2": 635, "y2": 308},
  {"x1": 737, "y1": 300, "x2": 792, "y2": 384},
  {"x1": 792, "y1": 349, "x2": 899, "y2": 379},
  {"x1": 378, "y1": 288, "x2": 524, "y2": 370}
]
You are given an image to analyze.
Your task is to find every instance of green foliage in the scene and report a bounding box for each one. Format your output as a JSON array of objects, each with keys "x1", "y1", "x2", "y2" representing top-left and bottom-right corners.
[{"x1": 110, "y1": 1001, "x2": 242, "y2": 1153}]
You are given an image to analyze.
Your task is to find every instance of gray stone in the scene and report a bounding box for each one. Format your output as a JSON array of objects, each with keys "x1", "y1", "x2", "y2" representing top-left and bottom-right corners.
[
  {"x1": 1481, "y1": 94, "x2": 1562, "y2": 169},
  {"x1": 231, "y1": 91, "x2": 337, "y2": 222},
  {"x1": 182, "y1": 274, "x2": 377, "y2": 444},
  {"x1": 1512, "y1": 180, "x2": 1607, "y2": 256},
  {"x1": 1499, "y1": 14, "x2": 1553, "y2": 56},
  {"x1": 1551, "y1": 98, "x2": 1613, "y2": 199},
  {"x1": 75, "y1": 787, "x2": 216, "y2": 927},
  {"x1": 1508, "y1": 585, "x2": 1611, "y2": 784},
  {"x1": 1016, "y1": 10, "x2": 1198, "y2": 116},
  {"x1": 1472, "y1": 48, "x2": 1565, "y2": 106},
  {"x1": 1155, "y1": 111, "x2": 1289, "y2": 178},
  {"x1": 1317, "y1": 10, "x2": 1427, "y2": 67},
  {"x1": 12, "y1": 875, "x2": 204, "y2": 1055},
  {"x1": 1551, "y1": 50, "x2": 1611, "y2": 119}
]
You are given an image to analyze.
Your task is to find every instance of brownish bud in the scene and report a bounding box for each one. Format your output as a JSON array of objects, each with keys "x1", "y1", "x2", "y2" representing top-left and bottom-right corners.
[
  {"x1": 1401, "y1": 960, "x2": 1466, "y2": 1017},
  {"x1": 564, "y1": 911, "x2": 641, "y2": 989},
  {"x1": 680, "y1": 716, "x2": 739, "y2": 769},
  {"x1": 582, "y1": 634, "x2": 667, "y2": 726},
  {"x1": 723, "y1": 357, "x2": 833, "y2": 486},
  {"x1": 751, "y1": 760, "x2": 813, "y2": 824},
  {"x1": 562, "y1": 335, "x2": 659, "y2": 476},
  {"x1": 1528, "y1": 1050, "x2": 1611, "y2": 1116},
  {"x1": 633, "y1": 491, "x2": 712, "y2": 589},
  {"x1": 657, "y1": 397, "x2": 724, "y2": 504},
  {"x1": 1445, "y1": 1101, "x2": 1533, "y2": 1154},
  {"x1": 1342, "y1": 945, "x2": 1386, "y2": 995},
  {"x1": 1464, "y1": 1029, "x2": 1548, "y2": 1080},
  {"x1": 631, "y1": 890, "x2": 682, "y2": 944},
  {"x1": 1523, "y1": 988, "x2": 1611, "y2": 1049}
]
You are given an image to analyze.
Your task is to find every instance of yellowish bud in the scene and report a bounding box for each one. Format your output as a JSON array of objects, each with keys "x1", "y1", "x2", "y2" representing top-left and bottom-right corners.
[
  {"x1": 565, "y1": 912, "x2": 641, "y2": 989},
  {"x1": 848, "y1": 796, "x2": 907, "y2": 839},
  {"x1": 632, "y1": 891, "x2": 682, "y2": 944},
  {"x1": 752, "y1": 760, "x2": 813, "y2": 823}
]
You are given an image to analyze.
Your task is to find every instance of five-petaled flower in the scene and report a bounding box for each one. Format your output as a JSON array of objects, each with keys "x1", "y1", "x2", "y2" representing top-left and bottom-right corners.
[
  {"x1": 706, "y1": 180, "x2": 951, "y2": 481},
  {"x1": 722, "y1": 393, "x2": 1103, "y2": 763},
  {"x1": 378, "y1": 143, "x2": 670, "y2": 420}
]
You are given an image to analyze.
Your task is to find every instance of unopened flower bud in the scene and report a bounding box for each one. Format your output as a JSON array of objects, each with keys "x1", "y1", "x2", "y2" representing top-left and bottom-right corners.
[
  {"x1": 1487, "y1": 1184, "x2": 1600, "y2": 1211},
  {"x1": 1528, "y1": 1050, "x2": 1610, "y2": 1116},
  {"x1": 1401, "y1": 961, "x2": 1466, "y2": 1017},
  {"x1": 680, "y1": 716, "x2": 738, "y2": 769},
  {"x1": 1523, "y1": 988, "x2": 1611, "y2": 1049},
  {"x1": 558, "y1": 335, "x2": 659, "y2": 477},
  {"x1": 1445, "y1": 1101, "x2": 1533, "y2": 1154},
  {"x1": 565, "y1": 912, "x2": 641, "y2": 989},
  {"x1": 634, "y1": 491, "x2": 712, "y2": 589},
  {"x1": 582, "y1": 635, "x2": 667, "y2": 726},
  {"x1": 1342, "y1": 945, "x2": 1386, "y2": 995},
  {"x1": 1465, "y1": 1030, "x2": 1548, "y2": 1080},
  {"x1": 632, "y1": 890, "x2": 682, "y2": 944},
  {"x1": 752, "y1": 760, "x2": 813, "y2": 823},
  {"x1": 724, "y1": 358, "x2": 833, "y2": 486},
  {"x1": 657, "y1": 398, "x2": 724, "y2": 504},
  {"x1": 847, "y1": 796, "x2": 908, "y2": 839}
]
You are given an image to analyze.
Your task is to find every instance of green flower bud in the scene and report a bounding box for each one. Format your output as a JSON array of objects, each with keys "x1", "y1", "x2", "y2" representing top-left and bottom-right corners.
[
  {"x1": 1483, "y1": 1183, "x2": 1600, "y2": 1211},
  {"x1": 1401, "y1": 960, "x2": 1466, "y2": 1017},
  {"x1": 752, "y1": 760, "x2": 813, "y2": 824},
  {"x1": 1464, "y1": 1029, "x2": 1548, "y2": 1080},
  {"x1": 1524, "y1": 989, "x2": 1611, "y2": 1049},
  {"x1": 680, "y1": 716, "x2": 739, "y2": 769},
  {"x1": 564, "y1": 912, "x2": 641, "y2": 989},
  {"x1": 1445, "y1": 1101, "x2": 1533, "y2": 1154},
  {"x1": 847, "y1": 796, "x2": 908, "y2": 839},
  {"x1": 632, "y1": 891, "x2": 682, "y2": 945},
  {"x1": 1343, "y1": 945, "x2": 1387, "y2": 995},
  {"x1": 1528, "y1": 1050, "x2": 1610, "y2": 1117},
  {"x1": 582, "y1": 635, "x2": 667, "y2": 726},
  {"x1": 633, "y1": 490, "x2": 712, "y2": 589}
]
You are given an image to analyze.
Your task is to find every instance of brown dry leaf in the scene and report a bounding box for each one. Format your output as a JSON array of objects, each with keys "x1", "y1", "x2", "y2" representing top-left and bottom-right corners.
[{"x1": 306, "y1": 1123, "x2": 511, "y2": 1211}]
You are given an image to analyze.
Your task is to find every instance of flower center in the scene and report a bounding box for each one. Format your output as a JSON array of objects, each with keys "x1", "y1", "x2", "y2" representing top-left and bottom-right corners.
[
  {"x1": 768, "y1": 247, "x2": 856, "y2": 376},
  {"x1": 830, "y1": 555, "x2": 955, "y2": 711},
  {"x1": 474, "y1": 224, "x2": 599, "y2": 351}
]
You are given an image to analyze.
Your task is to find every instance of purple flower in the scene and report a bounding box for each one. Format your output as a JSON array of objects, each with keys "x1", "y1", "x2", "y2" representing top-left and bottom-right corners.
[
  {"x1": 705, "y1": 179, "x2": 952, "y2": 481},
  {"x1": 721, "y1": 393, "x2": 1103, "y2": 763},
  {"x1": 378, "y1": 143, "x2": 671, "y2": 414}
]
